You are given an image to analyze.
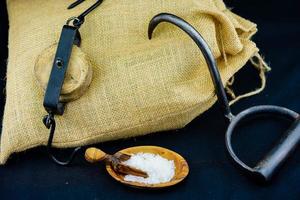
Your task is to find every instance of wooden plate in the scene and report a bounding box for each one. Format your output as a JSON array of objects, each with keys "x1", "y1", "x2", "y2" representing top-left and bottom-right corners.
[{"x1": 106, "y1": 146, "x2": 189, "y2": 189}]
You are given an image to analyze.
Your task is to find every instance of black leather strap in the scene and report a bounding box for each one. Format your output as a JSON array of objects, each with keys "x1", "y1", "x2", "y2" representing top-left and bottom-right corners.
[{"x1": 43, "y1": 25, "x2": 81, "y2": 115}]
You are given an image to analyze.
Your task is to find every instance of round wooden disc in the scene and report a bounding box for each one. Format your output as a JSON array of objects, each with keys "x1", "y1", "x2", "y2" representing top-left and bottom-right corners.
[{"x1": 34, "y1": 44, "x2": 93, "y2": 102}]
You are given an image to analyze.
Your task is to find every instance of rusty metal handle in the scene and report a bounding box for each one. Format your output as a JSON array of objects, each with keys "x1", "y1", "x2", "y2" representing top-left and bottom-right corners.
[
  {"x1": 253, "y1": 116, "x2": 300, "y2": 181},
  {"x1": 225, "y1": 106, "x2": 300, "y2": 182}
]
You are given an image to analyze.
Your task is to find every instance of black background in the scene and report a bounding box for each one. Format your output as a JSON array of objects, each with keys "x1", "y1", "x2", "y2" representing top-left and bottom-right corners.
[{"x1": 0, "y1": 0, "x2": 300, "y2": 199}]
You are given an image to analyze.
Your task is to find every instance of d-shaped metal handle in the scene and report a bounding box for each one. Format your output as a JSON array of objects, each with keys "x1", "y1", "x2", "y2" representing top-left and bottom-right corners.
[{"x1": 225, "y1": 106, "x2": 300, "y2": 181}]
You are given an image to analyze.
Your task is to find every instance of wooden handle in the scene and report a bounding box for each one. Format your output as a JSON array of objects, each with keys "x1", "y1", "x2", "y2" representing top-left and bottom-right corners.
[{"x1": 85, "y1": 147, "x2": 107, "y2": 163}]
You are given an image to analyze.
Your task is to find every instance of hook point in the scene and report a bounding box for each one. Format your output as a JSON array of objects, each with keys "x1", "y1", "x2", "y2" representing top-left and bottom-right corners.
[
  {"x1": 148, "y1": 31, "x2": 153, "y2": 40},
  {"x1": 68, "y1": 0, "x2": 85, "y2": 9}
]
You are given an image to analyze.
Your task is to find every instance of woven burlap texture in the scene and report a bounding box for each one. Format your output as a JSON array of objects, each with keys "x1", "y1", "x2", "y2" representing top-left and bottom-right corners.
[{"x1": 1, "y1": 0, "x2": 259, "y2": 164}]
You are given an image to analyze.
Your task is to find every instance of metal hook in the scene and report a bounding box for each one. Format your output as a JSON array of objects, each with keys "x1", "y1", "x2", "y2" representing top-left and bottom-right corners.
[
  {"x1": 67, "y1": 0, "x2": 104, "y2": 27},
  {"x1": 43, "y1": 114, "x2": 81, "y2": 166},
  {"x1": 148, "y1": 13, "x2": 233, "y2": 120}
]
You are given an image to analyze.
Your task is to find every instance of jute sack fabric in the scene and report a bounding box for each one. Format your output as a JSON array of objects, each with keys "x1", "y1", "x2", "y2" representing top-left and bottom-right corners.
[{"x1": 1, "y1": 0, "x2": 267, "y2": 164}]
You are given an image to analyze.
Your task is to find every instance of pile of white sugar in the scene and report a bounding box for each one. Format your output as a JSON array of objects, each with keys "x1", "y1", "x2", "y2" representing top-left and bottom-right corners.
[{"x1": 122, "y1": 152, "x2": 175, "y2": 184}]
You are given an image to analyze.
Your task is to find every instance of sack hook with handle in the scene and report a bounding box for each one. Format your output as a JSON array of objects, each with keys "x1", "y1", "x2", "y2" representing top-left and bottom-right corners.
[{"x1": 148, "y1": 13, "x2": 300, "y2": 182}]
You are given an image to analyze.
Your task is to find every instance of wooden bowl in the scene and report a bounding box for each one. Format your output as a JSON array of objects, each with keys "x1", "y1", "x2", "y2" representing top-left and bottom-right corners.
[{"x1": 106, "y1": 146, "x2": 189, "y2": 189}]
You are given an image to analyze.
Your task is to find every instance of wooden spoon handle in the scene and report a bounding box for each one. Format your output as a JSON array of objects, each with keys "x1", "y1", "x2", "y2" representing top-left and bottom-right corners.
[{"x1": 85, "y1": 147, "x2": 107, "y2": 163}]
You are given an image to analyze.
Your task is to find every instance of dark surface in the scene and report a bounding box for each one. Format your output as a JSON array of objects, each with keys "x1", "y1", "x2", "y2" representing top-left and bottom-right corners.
[{"x1": 0, "y1": 0, "x2": 300, "y2": 199}]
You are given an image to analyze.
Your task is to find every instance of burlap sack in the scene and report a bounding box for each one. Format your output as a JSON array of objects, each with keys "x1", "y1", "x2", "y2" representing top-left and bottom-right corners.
[{"x1": 1, "y1": 0, "x2": 268, "y2": 164}]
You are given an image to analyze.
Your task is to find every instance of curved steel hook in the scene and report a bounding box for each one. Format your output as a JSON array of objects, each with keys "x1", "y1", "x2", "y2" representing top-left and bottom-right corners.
[
  {"x1": 43, "y1": 114, "x2": 81, "y2": 166},
  {"x1": 148, "y1": 13, "x2": 233, "y2": 120}
]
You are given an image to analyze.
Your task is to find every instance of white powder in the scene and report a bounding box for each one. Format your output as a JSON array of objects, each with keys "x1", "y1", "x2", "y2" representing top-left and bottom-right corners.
[{"x1": 122, "y1": 152, "x2": 175, "y2": 184}]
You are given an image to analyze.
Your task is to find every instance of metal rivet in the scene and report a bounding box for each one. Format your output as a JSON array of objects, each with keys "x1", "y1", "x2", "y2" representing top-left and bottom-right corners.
[{"x1": 56, "y1": 59, "x2": 64, "y2": 68}]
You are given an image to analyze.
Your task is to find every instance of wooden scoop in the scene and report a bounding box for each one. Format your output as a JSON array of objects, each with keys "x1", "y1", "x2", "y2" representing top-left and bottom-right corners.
[{"x1": 85, "y1": 147, "x2": 148, "y2": 178}]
